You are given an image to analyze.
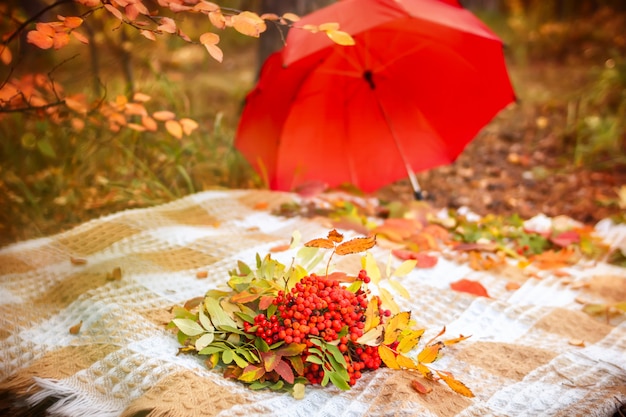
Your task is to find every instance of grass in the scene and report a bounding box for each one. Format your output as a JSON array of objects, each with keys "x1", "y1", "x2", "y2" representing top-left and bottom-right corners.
[{"x1": 1, "y1": 3, "x2": 625, "y2": 248}]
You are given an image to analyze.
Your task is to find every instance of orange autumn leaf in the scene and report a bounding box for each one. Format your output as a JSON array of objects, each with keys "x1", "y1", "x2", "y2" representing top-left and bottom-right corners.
[
  {"x1": 411, "y1": 379, "x2": 432, "y2": 395},
  {"x1": 335, "y1": 235, "x2": 376, "y2": 255},
  {"x1": 450, "y1": 278, "x2": 490, "y2": 297},
  {"x1": 27, "y1": 30, "x2": 54, "y2": 49},
  {"x1": 304, "y1": 238, "x2": 335, "y2": 249},
  {"x1": 179, "y1": 118, "x2": 199, "y2": 135},
  {"x1": 269, "y1": 244, "x2": 290, "y2": 253},
  {"x1": 0, "y1": 45, "x2": 12, "y2": 64},
  {"x1": 165, "y1": 119, "x2": 183, "y2": 139},
  {"x1": 531, "y1": 248, "x2": 577, "y2": 270},
  {"x1": 104, "y1": 3, "x2": 124, "y2": 21},
  {"x1": 436, "y1": 371, "x2": 475, "y2": 398},
  {"x1": 153, "y1": 110, "x2": 176, "y2": 121},
  {"x1": 209, "y1": 11, "x2": 227, "y2": 29},
  {"x1": 231, "y1": 11, "x2": 266, "y2": 37},
  {"x1": 327, "y1": 229, "x2": 344, "y2": 243},
  {"x1": 53, "y1": 32, "x2": 70, "y2": 49},
  {"x1": 71, "y1": 31, "x2": 89, "y2": 44},
  {"x1": 62, "y1": 16, "x2": 84, "y2": 29},
  {"x1": 69, "y1": 320, "x2": 83, "y2": 334},
  {"x1": 157, "y1": 17, "x2": 177, "y2": 34},
  {"x1": 140, "y1": 30, "x2": 156, "y2": 41}
]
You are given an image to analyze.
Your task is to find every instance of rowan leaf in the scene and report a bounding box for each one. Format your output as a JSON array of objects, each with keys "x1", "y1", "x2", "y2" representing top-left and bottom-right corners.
[
  {"x1": 379, "y1": 287, "x2": 399, "y2": 314},
  {"x1": 172, "y1": 318, "x2": 205, "y2": 336},
  {"x1": 195, "y1": 332, "x2": 215, "y2": 351},
  {"x1": 335, "y1": 235, "x2": 376, "y2": 255},
  {"x1": 274, "y1": 359, "x2": 295, "y2": 384},
  {"x1": 378, "y1": 344, "x2": 400, "y2": 369},
  {"x1": 396, "y1": 354, "x2": 419, "y2": 370},
  {"x1": 443, "y1": 334, "x2": 471, "y2": 346},
  {"x1": 165, "y1": 119, "x2": 183, "y2": 139},
  {"x1": 328, "y1": 370, "x2": 350, "y2": 390},
  {"x1": 383, "y1": 311, "x2": 410, "y2": 345},
  {"x1": 327, "y1": 229, "x2": 344, "y2": 243},
  {"x1": 436, "y1": 371, "x2": 474, "y2": 397},
  {"x1": 238, "y1": 364, "x2": 265, "y2": 382},
  {"x1": 417, "y1": 342, "x2": 443, "y2": 364},
  {"x1": 388, "y1": 279, "x2": 410, "y2": 299},
  {"x1": 204, "y1": 297, "x2": 237, "y2": 328},
  {"x1": 304, "y1": 238, "x2": 335, "y2": 249},
  {"x1": 275, "y1": 343, "x2": 306, "y2": 357},
  {"x1": 450, "y1": 279, "x2": 490, "y2": 297},
  {"x1": 230, "y1": 290, "x2": 260, "y2": 304},
  {"x1": 392, "y1": 260, "x2": 418, "y2": 277},
  {"x1": 363, "y1": 295, "x2": 380, "y2": 332},
  {"x1": 397, "y1": 329, "x2": 425, "y2": 353}
]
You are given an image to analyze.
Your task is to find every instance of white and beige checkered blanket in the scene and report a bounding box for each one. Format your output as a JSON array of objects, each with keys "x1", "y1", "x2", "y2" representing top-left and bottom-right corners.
[{"x1": 1, "y1": 189, "x2": 625, "y2": 417}]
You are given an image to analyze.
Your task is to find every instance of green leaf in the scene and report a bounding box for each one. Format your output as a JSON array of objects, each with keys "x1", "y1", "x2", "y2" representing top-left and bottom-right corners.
[
  {"x1": 172, "y1": 318, "x2": 205, "y2": 337},
  {"x1": 231, "y1": 351, "x2": 249, "y2": 368},
  {"x1": 198, "y1": 307, "x2": 214, "y2": 331},
  {"x1": 205, "y1": 297, "x2": 238, "y2": 329},
  {"x1": 218, "y1": 325, "x2": 247, "y2": 335},
  {"x1": 195, "y1": 332, "x2": 215, "y2": 351},
  {"x1": 269, "y1": 380, "x2": 284, "y2": 391},
  {"x1": 249, "y1": 381, "x2": 271, "y2": 390},
  {"x1": 328, "y1": 371, "x2": 351, "y2": 391},
  {"x1": 266, "y1": 303, "x2": 277, "y2": 318},
  {"x1": 324, "y1": 343, "x2": 347, "y2": 368},
  {"x1": 198, "y1": 345, "x2": 224, "y2": 355},
  {"x1": 234, "y1": 311, "x2": 255, "y2": 324},
  {"x1": 305, "y1": 355, "x2": 324, "y2": 365},
  {"x1": 238, "y1": 260, "x2": 252, "y2": 275},
  {"x1": 255, "y1": 337, "x2": 270, "y2": 353},
  {"x1": 36, "y1": 138, "x2": 56, "y2": 159},
  {"x1": 346, "y1": 280, "x2": 362, "y2": 293},
  {"x1": 222, "y1": 349, "x2": 234, "y2": 364}
]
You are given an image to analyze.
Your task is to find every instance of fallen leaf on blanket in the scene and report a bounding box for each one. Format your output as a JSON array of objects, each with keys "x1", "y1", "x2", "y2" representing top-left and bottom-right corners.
[
  {"x1": 253, "y1": 201, "x2": 269, "y2": 210},
  {"x1": 568, "y1": 338, "x2": 585, "y2": 347},
  {"x1": 411, "y1": 379, "x2": 432, "y2": 394},
  {"x1": 70, "y1": 257, "x2": 87, "y2": 265},
  {"x1": 505, "y1": 281, "x2": 521, "y2": 291},
  {"x1": 391, "y1": 249, "x2": 438, "y2": 268},
  {"x1": 292, "y1": 382, "x2": 305, "y2": 399},
  {"x1": 269, "y1": 243, "x2": 290, "y2": 252},
  {"x1": 196, "y1": 270, "x2": 208, "y2": 279},
  {"x1": 436, "y1": 371, "x2": 475, "y2": 398},
  {"x1": 450, "y1": 279, "x2": 490, "y2": 297},
  {"x1": 106, "y1": 266, "x2": 122, "y2": 281},
  {"x1": 531, "y1": 248, "x2": 577, "y2": 270},
  {"x1": 443, "y1": 334, "x2": 471, "y2": 346},
  {"x1": 550, "y1": 230, "x2": 580, "y2": 247},
  {"x1": 69, "y1": 320, "x2": 83, "y2": 334}
]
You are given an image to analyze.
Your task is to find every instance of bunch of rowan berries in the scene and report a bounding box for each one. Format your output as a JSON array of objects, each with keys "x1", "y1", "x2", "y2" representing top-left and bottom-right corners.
[{"x1": 243, "y1": 269, "x2": 391, "y2": 386}]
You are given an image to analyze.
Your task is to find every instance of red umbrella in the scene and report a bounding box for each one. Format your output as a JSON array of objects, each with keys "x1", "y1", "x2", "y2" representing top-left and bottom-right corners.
[{"x1": 235, "y1": 0, "x2": 515, "y2": 197}]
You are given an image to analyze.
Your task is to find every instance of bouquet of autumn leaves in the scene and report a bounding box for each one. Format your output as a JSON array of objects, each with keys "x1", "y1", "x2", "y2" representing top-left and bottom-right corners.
[{"x1": 170, "y1": 229, "x2": 473, "y2": 398}]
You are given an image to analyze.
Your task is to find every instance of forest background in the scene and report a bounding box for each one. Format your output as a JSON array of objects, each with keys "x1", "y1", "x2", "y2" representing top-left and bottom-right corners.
[{"x1": 1, "y1": 0, "x2": 625, "y2": 248}]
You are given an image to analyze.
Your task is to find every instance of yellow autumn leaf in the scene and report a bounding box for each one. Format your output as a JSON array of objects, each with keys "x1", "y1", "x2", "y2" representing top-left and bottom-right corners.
[
  {"x1": 363, "y1": 296, "x2": 380, "y2": 332},
  {"x1": 436, "y1": 371, "x2": 475, "y2": 398},
  {"x1": 356, "y1": 325, "x2": 383, "y2": 346},
  {"x1": 325, "y1": 29, "x2": 355, "y2": 46},
  {"x1": 397, "y1": 328, "x2": 425, "y2": 353},
  {"x1": 165, "y1": 119, "x2": 183, "y2": 139},
  {"x1": 378, "y1": 344, "x2": 400, "y2": 369},
  {"x1": 282, "y1": 12, "x2": 300, "y2": 22},
  {"x1": 231, "y1": 11, "x2": 266, "y2": 37},
  {"x1": 388, "y1": 279, "x2": 410, "y2": 299},
  {"x1": 362, "y1": 252, "x2": 381, "y2": 285},
  {"x1": 318, "y1": 22, "x2": 339, "y2": 31},
  {"x1": 396, "y1": 354, "x2": 419, "y2": 370},
  {"x1": 379, "y1": 287, "x2": 399, "y2": 315},
  {"x1": 417, "y1": 342, "x2": 443, "y2": 364},
  {"x1": 416, "y1": 362, "x2": 433, "y2": 379},
  {"x1": 383, "y1": 311, "x2": 410, "y2": 345},
  {"x1": 392, "y1": 259, "x2": 418, "y2": 277}
]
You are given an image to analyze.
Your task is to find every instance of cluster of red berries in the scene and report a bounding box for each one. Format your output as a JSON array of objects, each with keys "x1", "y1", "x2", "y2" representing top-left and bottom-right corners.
[{"x1": 243, "y1": 270, "x2": 391, "y2": 386}]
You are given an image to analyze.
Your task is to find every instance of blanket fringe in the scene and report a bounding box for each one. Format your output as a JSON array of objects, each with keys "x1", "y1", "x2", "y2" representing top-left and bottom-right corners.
[{"x1": 28, "y1": 377, "x2": 121, "y2": 417}]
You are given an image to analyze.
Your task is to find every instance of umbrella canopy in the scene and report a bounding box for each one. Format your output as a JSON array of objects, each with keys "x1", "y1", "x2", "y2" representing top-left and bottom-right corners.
[{"x1": 235, "y1": 0, "x2": 515, "y2": 193}]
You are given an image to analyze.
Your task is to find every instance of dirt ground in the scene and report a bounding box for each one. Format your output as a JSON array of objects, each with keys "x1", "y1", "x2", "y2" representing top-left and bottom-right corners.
[{"x1": 381, "y1": 62, "x2": 626, "y2": 225}]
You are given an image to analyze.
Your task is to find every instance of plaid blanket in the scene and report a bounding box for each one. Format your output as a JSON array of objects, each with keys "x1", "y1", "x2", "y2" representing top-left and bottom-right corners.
[{"x1": 1, "y1": 189, "x2": 625, "y2": 417}]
